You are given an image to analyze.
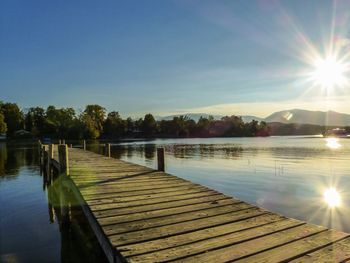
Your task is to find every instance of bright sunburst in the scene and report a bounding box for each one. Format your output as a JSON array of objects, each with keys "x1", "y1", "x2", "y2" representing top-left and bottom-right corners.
[
  {"x1": 323, "y1": 188, "x2": 341, "y2": 208},
  {"x1": 311, "y1": 56, "x2": 347, "y2": 90}
]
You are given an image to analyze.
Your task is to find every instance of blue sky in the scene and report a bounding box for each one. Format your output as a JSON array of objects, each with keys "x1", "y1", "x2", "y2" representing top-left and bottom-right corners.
[{"x1": 1, "y1": 0, "x2": 350, "y2": 117}]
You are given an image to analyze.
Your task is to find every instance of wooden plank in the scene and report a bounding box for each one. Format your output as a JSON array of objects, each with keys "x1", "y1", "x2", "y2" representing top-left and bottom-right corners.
[
  {"x1": 88, "y1": 190, "x2": 219, "y2": 210},
  {"x1": 93, "y1": 194, "x2": 230, "y2": 217},
  {"x1": 78, "y1": 178, "x2": 187, "y2": 190},
  {"x1": 85, "y1": 188, "x2": 212, "y2": 205},
  {"x1": 79, "y1": 182, "x2": 196, "y2": 196},
  {"x1": 127, "y1": 218, "x2": 303, "y2": 262},
  {"x1": 82, "y1": 185, "x2": 207, "y2": 201},
  {"x1": 103, "y1": 204, "x2": 257, "y2": 235},
  {"x1": 90, "y1": 193, "x2": 228, "y2": 215},
  {"x1": 236, "y1": 230, "x2": 349, "y2": 262},
  {"x1": 73, "y1": 176, "x2": 180, "y2": 185},
  {"x1": 173, "y1": 224, "x2": 326, "y2": 262},
  {"x1": 290, "y1": 236, "x2": 350, "y2": 262},
  {"x1": 108, "y1": 208, "x2": 265, "y2": 246},
  {"x1": 119, "y1": 213, "x2": 285, "y2": 257}
]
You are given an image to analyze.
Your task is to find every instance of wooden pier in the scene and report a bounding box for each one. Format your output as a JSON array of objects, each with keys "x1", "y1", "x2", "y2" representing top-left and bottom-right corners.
[{"x1": 41, "y1": 143, "x2": 350, "y2": 263}]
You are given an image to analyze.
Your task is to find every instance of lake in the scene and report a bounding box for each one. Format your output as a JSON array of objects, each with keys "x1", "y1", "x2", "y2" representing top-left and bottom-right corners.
[
  {"x1": 1, "y1": 136, "x2": 350, "y2": 261},
  {"x1": 0, "y1": 143, "x2": 107, "y2": 263}
]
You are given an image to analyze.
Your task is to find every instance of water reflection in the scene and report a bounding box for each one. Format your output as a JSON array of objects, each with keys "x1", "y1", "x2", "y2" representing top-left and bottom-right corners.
[
  {"x1": 0, "y1": 143, "x2": 107, "y2": 262},
  {"x1": 325, "y1": 137, "x2": 342, "y2": 149},
  {"x1": 324, "y1": 188, "x2": 341, "y2": 208}
]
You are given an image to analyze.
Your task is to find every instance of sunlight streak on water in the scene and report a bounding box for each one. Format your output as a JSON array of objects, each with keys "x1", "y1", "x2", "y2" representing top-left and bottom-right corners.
[
  {"x1": 325, "y1": 137, "x2": 342, "y2": 149},
  {"x1": 323, "y1": 187, "x2": 341, "y2": 208}
]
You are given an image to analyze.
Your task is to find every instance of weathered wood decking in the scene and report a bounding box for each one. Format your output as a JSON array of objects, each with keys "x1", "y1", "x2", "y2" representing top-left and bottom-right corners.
[{"x1": 47, "y1": 146, "x2": 350, "y2": 263}]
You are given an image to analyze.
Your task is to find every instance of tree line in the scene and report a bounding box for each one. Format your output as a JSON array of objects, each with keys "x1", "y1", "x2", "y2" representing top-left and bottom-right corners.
[{"x1": 0, "y1": 101, "x2": 270, "y2": 139}]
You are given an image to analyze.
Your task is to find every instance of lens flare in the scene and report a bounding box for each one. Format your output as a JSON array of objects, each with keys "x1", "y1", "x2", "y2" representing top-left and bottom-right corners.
[
  {"x1": 311, "y1": 56, "x2": 347, "y2": 90},
  {"x1": 323, "y1": 188, "x2": 341, "y2": 208}
]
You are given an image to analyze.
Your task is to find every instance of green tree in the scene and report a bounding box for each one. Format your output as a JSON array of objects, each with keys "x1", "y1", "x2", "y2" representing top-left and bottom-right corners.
[
  {"x1": 196, "y1": 116, "x2": 212, "y2": 136},
  {"x1": 172, "y1": 115, "x2": 191, "y2": 137},
  {"x1": 159, "y1": 120, "x2": 173, "y2": 135},
  {"x1": 126, "y1": 117, "x2": 134, "y2": 134},
  {"x1": 81, "y1": 105, "x2": 106, "y2": 139},
  {"x1": 0, "y1": 102, "x2": 24, "y2": 136},
  {"x1": 0, "y1": 112, "x2": 7, "y2": 134},
  {"x1": 103, "y1": 111, "x2": 126, "y2": 137},
  {"x1": 45, "y1": 106, "x2": 76, "y2": 138},
  {"x1": 245, "y1": 119, "x2": 259, "y2": 136},
  {"x1": 24, "y1": 107, "x2": 46, "y2": 136},
  {"x1": 256, "y1": 121, "x2": 270, "y2": 136},
  {"x1": 142, "y1": 114, "x2": 157, "y2": 135}
]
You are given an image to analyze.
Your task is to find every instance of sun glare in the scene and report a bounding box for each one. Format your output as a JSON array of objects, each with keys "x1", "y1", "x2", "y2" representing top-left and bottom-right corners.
[
  {"x1": 311, "y1": 56, "x2": 347, "y2": 90},
  {"x1": 325, "y1": 138, "x2": 342, "y2": 149},
  {"x1": 323, "y1": 188, "x2": 341, "y2": 208}
]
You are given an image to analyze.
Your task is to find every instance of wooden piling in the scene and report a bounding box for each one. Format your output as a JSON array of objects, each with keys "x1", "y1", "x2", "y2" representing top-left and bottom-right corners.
[
  {"x1": 83, "y1": 140, "x2": 86, "y2": 150},
  {"x1": 157, "y1": 147, "x2": 165, "y2": 171},
  {"x1": 62, "y1": 139, "x2": 65, "y2": 145},
  {"x1": 105, "y1": 143, "x2": 111, "y2": 158},
  {"x1": 41, "y1": 145, "x2": 46, "y2": 165},
  {"x1": 46, "y1": 144, "x2": 53, "y2": 175},
  {"x1": 58, "y1": 144, "x2": 69, "y2": 176}
]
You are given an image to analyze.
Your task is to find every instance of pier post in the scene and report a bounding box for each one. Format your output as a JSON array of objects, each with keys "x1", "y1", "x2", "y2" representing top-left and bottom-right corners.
[
  {"x1": 46, "y1": 144, "x2": 53, "y2": 175},
  {"x1": 58, "y1": 144, "x2": 69, "y2": 176},
  {"x1": 38, "y1": 140, "x2": 42, "y2": 164},
  {"x1": 41, "y1": 145, "x2": 46, "y2": 165},
  {"x1": 157, "y1": 147, "x2": 165, "y2": 172},
  {"x1": 69, "y1": 144, "x2": 73, "y2": 148},
  {"x1": 62, "y1": 139, "x2": 65, "y2": 145},
  {"x1": 105, "y1": 143, "x2": 111, "y2": 158},
  {"x1": 83, "y1": 140, "x2": 86, "y2": 150}
]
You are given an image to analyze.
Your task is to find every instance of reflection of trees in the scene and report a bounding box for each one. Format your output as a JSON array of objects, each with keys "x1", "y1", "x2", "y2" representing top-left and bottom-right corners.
[
  {"x1": 0, "y1": 144, "x2": 40, "y2": 177},
  {"x1": 144, "y1": 144, "x2": 156, "y2": 160},
  {"x1": 0, "y1": 143, "x2": 7, "y2": 175},
  {"x1": 109, "y1": 143, "x2": 244, "y2": 161}
]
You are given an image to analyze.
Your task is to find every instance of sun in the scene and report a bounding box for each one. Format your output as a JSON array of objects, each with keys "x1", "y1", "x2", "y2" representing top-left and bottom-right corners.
[{"x1": 311, "y1": 55, "x2": 347, "y2": 90}]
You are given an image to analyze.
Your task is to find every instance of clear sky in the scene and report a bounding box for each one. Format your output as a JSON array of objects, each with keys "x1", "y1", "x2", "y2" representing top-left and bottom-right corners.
[{"x1": 1, "y1": 0, "x2": 350, "y2": 117}]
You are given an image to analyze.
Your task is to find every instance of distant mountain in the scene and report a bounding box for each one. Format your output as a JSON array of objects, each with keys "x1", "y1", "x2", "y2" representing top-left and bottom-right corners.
[
  {"x1": 158, "y1": 113, "x2": 263, "y2": 122},
  {"x1": 158, "y1": 113, "x2": 223, "y2": 122},
  {"x1": 157, "y1": 109, "x2": 350, "y2": 126},
  {"x1": 265, "y1": 109, "x2": 350, "y2": 126}
]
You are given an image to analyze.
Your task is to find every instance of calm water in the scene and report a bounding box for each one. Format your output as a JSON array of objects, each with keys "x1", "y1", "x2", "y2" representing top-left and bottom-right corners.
[
  {"x1": 1, "y1": 136, "x2": 350, "y2": 262},
  {"x1": 92, "y1": 136, "x2": 350, "y2": 232},
  {"x1": 0, "y1": 143, "x2": 107, "y2": 263}
]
